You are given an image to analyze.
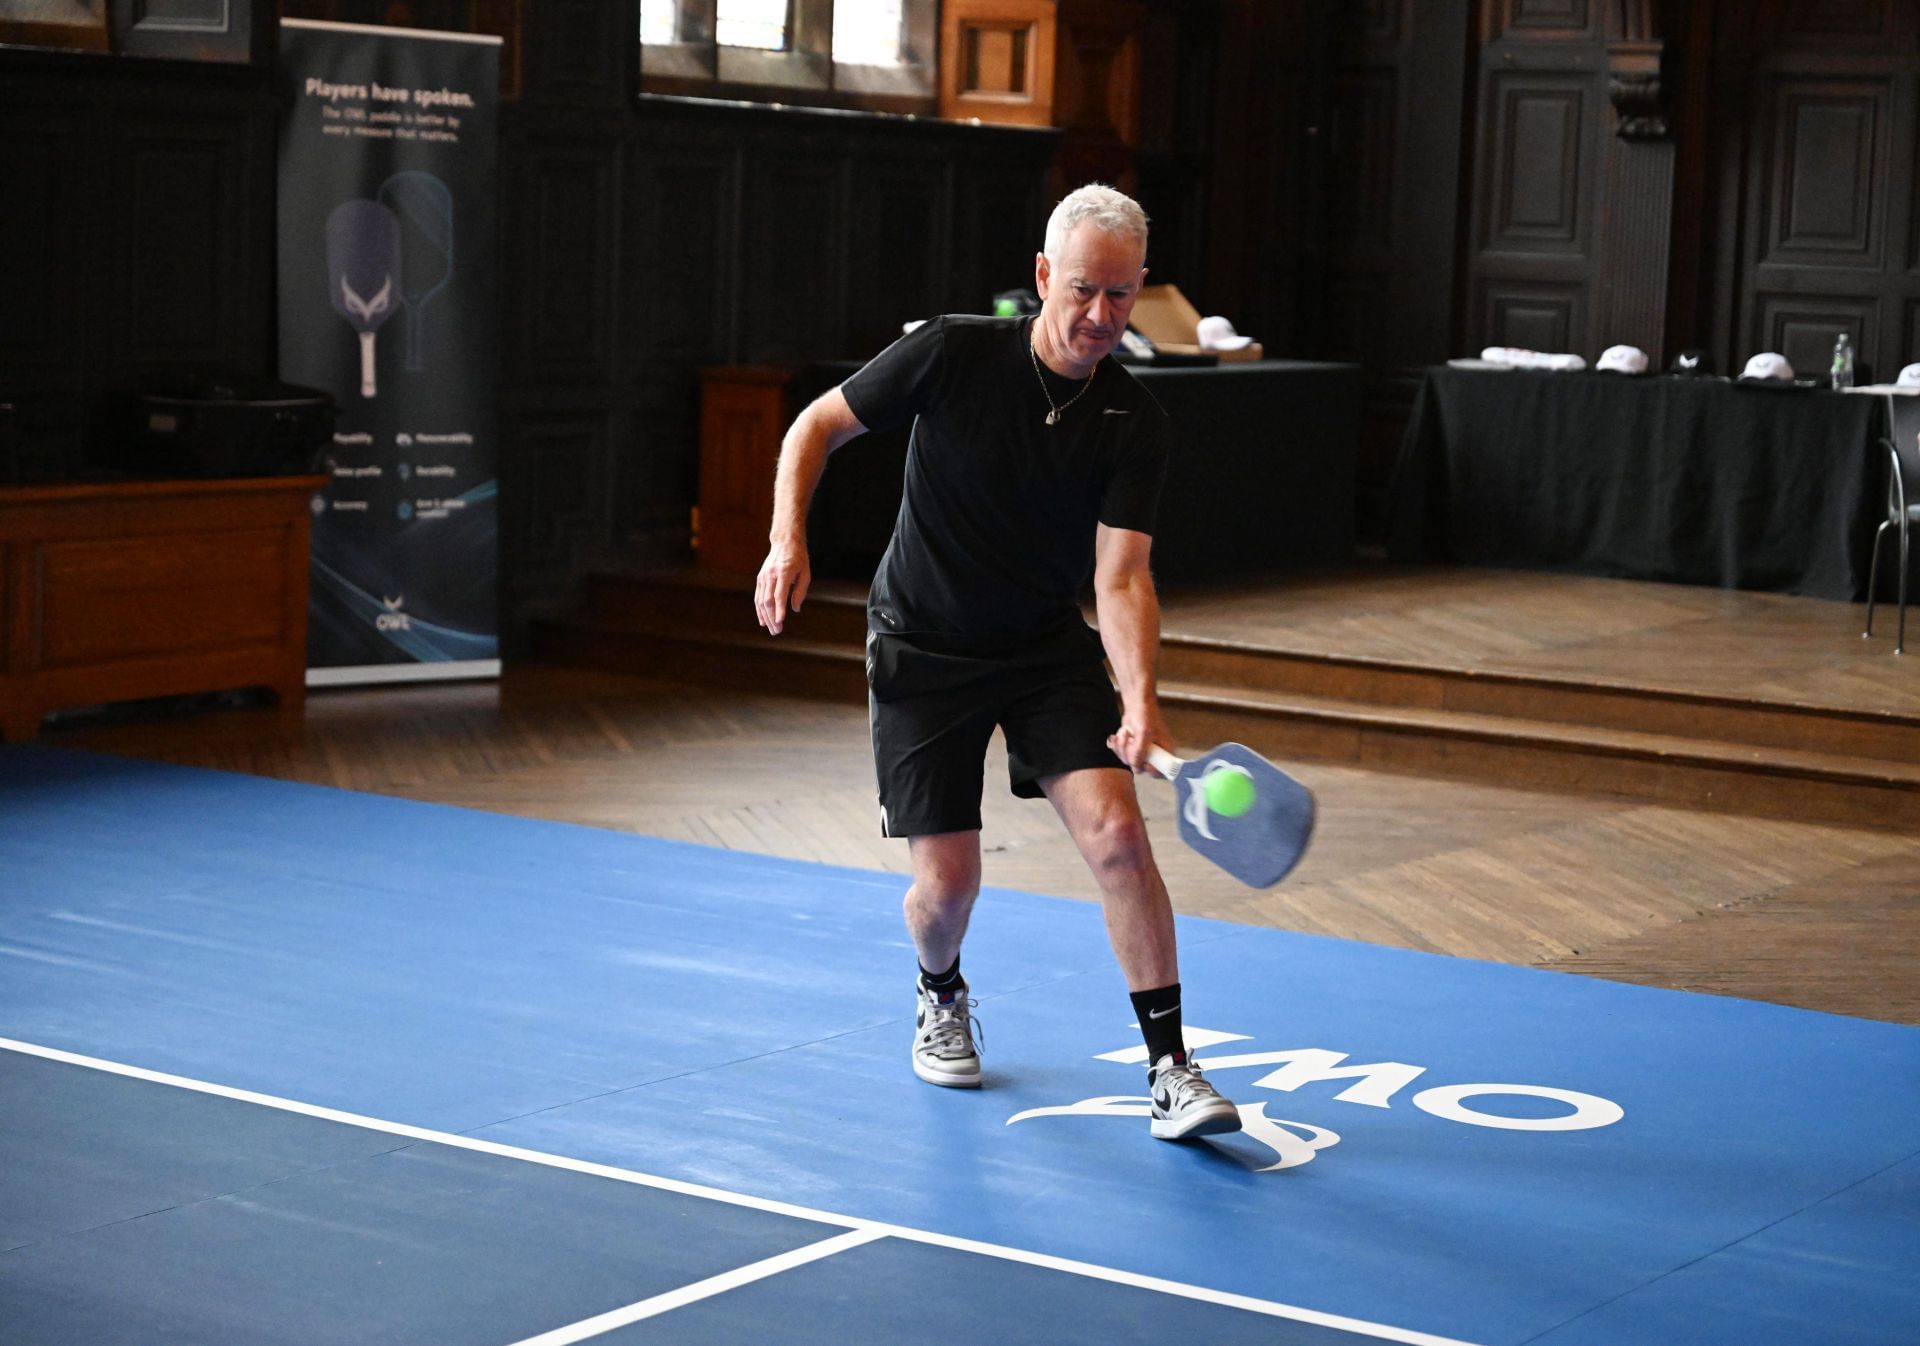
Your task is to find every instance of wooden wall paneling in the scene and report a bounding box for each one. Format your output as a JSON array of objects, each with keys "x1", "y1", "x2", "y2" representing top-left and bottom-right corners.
[
  {"x1": 502, "y1": 411, "x2": 607, "y2": 571},
  {"x1": 108, "y1": 108, "x2": 260, "y2": 371},
  {"x1": 1764, "y1": 80, "x2": 1889, "y2": 268},
  {"x1": 1465, "y1": 7, "x2": 1606, "y2": 356},
  {"x1": 629, "y1": 137, "x2": 740, "y2": 366},
  {"x1": 1480, "y1": 279, "x2": 1585, "y2": 352},
  {"x1": 1483, "y1": 77, "x2": 1590, "y2": 252},
  {"x1": 1756, "y1": 293, "x2": 1881, "y2": 378},
  {"x1": 1049, "y1": 0, "x2": 1144, "y2": 196},
  {"x1": 953, "y1": 142, "x2": 1055, "y2": 301},
  {"x1": 1778, "y1": 0, "x2": 1898, "y2": 42},
  {"x1": 1131, "y1": 0, "x2": 1215, "y2": 295},
  {"x1": 0, "y1": 100, "x2": 88, "y2": 386},
  {"x1": 1593, "y1": 132, "x2": 1676, "y2": 356},
  {"x1": 1727, "y1": 2, "x2": 1920, "y2": 383},
  {"x1": 615, "y1": 384, "x2": 697, "y2": 545},
  {"x1": 1492, "y1": 0, "x2": 1598, "y2": 42},
  {"x1": 1204, "y1": 0, "x2": 1327, "y2": 356},
  {"x1": 513, "y1": 132, "x2": 622, "y2": 386},
  {"x1": 522, "y1": 0, "x2": 631, "y2": 108},
  {"x1": 740, "y1": 150, "x2": 849, "y2": 364},
  {"x1": 0, "y1": 55, "x2": 274, "y2": 476},
  {"x1": 847, "y1": 154, "x2": 954, "y2": 357}
]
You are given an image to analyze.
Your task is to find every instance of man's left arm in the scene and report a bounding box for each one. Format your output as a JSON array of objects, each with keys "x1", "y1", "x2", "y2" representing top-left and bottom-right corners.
[{"x1": 1094, "y1": 523, "x2": 1173, "y2": 775}]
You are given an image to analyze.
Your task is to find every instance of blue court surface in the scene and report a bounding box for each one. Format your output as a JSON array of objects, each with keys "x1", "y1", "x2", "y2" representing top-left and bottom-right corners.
[{"x1": 2, "y1": 743, "x2": 1916, "y2": 1345}]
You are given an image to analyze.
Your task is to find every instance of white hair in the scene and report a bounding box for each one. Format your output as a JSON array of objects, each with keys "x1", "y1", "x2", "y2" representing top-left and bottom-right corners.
[{"x1": 1044, "y1": 183, "x2": 1148, "y2": 263}]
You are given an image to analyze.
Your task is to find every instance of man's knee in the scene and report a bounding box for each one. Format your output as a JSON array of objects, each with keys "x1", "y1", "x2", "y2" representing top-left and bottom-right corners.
[
  {"x1": 907, "y1": 835, "x2": 982, "y2": 910},
  {"x1": 1080, "y1": 803, "x2": 1155, "y2": 881}
]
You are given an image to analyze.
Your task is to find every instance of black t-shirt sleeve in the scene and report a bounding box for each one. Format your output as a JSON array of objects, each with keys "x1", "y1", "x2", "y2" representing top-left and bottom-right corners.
[
  {"x1": 841, "y1": 317, "x2": 947, "y2": 433},
  {"x1": 1098, "y1": 398, "x2": 1170, "y2": 535}
]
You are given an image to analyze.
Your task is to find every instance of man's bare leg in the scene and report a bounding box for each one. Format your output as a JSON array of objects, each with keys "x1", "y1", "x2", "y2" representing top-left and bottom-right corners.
[
  {"x1": 904, "y1": 830, "x2": 982, "y2": 974},
  {"x1": 1041, "y1": 765, "x2": 1239, "y2": 1138},
  {"x1": 904, "y1": 830, "x2": 985, "y2": 1088},
  {"x1": 1038, "y1": 767, "x2": 1176, "y2": 991}
]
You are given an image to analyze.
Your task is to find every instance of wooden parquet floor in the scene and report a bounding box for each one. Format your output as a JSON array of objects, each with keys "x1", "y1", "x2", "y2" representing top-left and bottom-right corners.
[
  {"x1": 1157, "y1": 564, "x2": 1920, "y2": 715},
  {"x1": 44, "y1": 656, "x2": 1920, "y2": 1027}
]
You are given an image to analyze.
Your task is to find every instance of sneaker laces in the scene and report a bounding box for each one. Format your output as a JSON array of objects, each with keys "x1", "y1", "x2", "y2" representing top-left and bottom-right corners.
[
  {"x1": 1157, "y1": 1057, "x2": 1221, "y2": 1109},
  {"x1": 922, "y1": 993, "x2": 984, "y2": 1059}
]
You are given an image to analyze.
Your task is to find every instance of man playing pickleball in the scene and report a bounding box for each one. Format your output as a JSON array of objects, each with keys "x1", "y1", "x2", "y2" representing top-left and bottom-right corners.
[{"x1": 754, "y1": 184, "x2": 1239, "y2": 1142}]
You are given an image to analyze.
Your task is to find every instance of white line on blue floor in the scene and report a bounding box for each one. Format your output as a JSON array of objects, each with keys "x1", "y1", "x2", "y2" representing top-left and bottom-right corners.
[{"x1": 0, "y1": 1036, "x2": 1485, "y2": 1346}]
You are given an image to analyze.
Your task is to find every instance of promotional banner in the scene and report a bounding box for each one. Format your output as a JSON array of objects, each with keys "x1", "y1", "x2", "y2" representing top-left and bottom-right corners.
[{"x1": 278, "y1": 19, "x2": 501, "y2": 685}]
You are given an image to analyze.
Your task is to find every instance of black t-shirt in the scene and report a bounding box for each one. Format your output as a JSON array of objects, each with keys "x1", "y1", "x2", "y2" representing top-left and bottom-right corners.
[{"x1": 840, "y1": 315, "x2": 1169, "y2": 649}]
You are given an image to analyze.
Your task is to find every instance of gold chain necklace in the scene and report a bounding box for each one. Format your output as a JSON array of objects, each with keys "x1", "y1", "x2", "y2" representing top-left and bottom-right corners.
[{"x1": 1028, "y1": 327, "x2": 1097, "y2": 426}]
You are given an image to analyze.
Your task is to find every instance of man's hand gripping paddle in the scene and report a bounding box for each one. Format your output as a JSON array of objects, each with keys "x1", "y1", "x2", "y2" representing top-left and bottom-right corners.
[{"x1": 1143, "y1": 742, "x2": 1315, "y2": 888}]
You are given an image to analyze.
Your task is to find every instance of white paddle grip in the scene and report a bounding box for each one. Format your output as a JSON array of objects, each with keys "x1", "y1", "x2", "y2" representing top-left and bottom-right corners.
[{"x1": 1144, "y1": 745, "x2": 1186, "y2": 781}]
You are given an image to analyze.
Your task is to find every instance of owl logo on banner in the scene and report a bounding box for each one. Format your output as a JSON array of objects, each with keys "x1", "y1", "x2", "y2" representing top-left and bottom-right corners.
[{"x1": 1007, "y1": 1027, "x2": 1625, "y2": 1173}]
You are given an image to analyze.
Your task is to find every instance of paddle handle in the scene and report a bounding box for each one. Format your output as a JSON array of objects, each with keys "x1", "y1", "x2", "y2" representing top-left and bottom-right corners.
[{"x1": 1144, "y1": 744, "x2": 1187, "y2": 781}]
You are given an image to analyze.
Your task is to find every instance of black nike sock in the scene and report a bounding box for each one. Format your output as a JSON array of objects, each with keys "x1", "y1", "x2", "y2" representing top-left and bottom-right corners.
[
  {"x1": 919, "y1": 955, "x2": 964, "y2": 997},
  {"x1": 1130, "y1": 982, "x2": 1184, "y2": 1067}
]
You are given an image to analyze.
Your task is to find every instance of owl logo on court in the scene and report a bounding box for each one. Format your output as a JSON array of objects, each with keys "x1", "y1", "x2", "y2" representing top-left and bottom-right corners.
[{"x1": 1005, "y1": 1027, "x2": 1623, "y2": 1173}]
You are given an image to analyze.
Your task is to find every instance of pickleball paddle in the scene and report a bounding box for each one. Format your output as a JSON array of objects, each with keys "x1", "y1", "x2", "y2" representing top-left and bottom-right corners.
[
  {"x1": 1144, "y1": 742, "x2": 1315, "y2": 888},
  {"x1": 326, "y1": 199, "x2": 402, "y2": 398},
  {"x1": 377, "y1": 171, "x2": 453, "y2": 373}
]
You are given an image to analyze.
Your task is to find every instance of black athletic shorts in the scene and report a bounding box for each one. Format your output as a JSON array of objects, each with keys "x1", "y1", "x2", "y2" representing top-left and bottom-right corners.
[{"x1": 866, "y1": 626, "x2": 1126, "y2": 838}]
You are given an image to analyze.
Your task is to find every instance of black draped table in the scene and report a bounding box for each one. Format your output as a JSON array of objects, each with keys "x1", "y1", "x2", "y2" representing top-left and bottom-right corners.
[
  {"x1": 803, "y1": 358, "x2": 1362, "y2": 585},
  {"x1": 1387, "y1": 366, "x2": 1882, "y2": 600}
]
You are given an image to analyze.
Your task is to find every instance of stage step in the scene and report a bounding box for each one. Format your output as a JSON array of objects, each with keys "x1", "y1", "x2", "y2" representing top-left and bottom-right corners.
[{"x1": 531, "y1": 570, "x2": 1920, "y2": 831}]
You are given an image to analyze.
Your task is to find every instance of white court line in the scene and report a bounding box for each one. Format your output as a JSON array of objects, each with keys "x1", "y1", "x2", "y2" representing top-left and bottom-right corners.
[
  {"x1": 0, "y1": 1036, "x2": 1485, "y2": 1346},
  {"x1": 502, "y1": 1229, "x2": 885, "y2": 1346}
]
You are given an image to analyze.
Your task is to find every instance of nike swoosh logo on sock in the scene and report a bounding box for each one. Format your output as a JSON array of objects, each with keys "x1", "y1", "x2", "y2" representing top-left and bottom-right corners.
[{"x1": 1148, "y1": 1004, "x2": 1180, "y2": 1020}]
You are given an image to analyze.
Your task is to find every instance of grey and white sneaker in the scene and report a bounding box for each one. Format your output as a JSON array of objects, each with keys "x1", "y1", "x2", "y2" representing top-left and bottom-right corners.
[
  {"x1": 1149, "y1": 1052, "x2": 1242, "y2": 1139},
  {"x1": 912, "y1": 980, "x2": 982, "y2": 1088}
]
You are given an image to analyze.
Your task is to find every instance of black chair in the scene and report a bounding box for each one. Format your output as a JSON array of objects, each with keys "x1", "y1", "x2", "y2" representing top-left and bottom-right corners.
[{"x1": 1863, "y1": 430, "x2": 1920, "y2": 655}]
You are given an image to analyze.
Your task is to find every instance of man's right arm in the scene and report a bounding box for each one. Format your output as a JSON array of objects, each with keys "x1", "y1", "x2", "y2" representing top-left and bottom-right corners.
[{"x1": 754, "y1": 385, "x2": 867, "y2": 635}]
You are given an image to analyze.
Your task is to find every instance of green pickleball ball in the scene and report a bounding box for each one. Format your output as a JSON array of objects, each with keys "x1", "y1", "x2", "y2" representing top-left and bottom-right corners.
[{"x1": 1203, "y1": 765, "x2": 1257, "y2": 818}]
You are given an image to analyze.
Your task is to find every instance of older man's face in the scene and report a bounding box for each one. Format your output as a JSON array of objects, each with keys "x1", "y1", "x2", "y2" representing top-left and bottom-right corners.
[{"x1": 1035, "y1": 222, "x2": 1146, "y2": 375}]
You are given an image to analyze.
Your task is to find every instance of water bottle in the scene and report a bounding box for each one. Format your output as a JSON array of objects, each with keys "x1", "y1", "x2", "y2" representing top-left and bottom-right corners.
[{"x1": 1831, "y1": 333, "x2": 1854, "y2": 390}]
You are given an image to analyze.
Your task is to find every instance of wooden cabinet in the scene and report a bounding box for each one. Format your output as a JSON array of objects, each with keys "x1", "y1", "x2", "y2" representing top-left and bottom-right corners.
[
  {"x1": 0, "y1": 476, "x2": 325, "y2": 740},
  {"x1": 696, "y1": 367, "x2": 793, "y2": 576}
]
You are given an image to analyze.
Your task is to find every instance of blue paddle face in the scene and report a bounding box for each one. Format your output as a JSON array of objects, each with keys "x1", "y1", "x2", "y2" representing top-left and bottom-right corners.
[{"x1": 1170, "y1": 742, "x2": 1315, "y2": 888}]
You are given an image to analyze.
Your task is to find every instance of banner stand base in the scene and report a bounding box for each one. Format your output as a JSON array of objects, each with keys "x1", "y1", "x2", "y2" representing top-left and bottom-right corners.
[{"x1": 307, "y1": 660, "x2": 501, "y2": 688}]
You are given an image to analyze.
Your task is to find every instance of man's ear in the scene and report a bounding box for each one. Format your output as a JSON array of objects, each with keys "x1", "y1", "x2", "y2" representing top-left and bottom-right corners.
[{"x1": 1034, "y1": 251, "x2": 1052, "y2": 300}]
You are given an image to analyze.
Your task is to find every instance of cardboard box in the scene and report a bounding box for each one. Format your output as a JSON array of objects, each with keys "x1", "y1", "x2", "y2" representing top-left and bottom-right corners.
[{"x1": 1129, "y1": 284, "x2": 1263, "y2": 362}]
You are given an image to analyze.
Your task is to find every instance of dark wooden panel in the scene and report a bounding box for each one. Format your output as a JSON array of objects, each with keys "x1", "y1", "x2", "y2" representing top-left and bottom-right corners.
[
  {"x1": 503, "y1": 413, "x2": 605, "y2": 565},
  {"x1": 848, "y1": 157, "x2": 953, "y2": 354},
  {"x1": 524, "y1": 0, "x2": 629, "y2": 107},
  {"x1": 1362, "y1": 0, "x2": 1403, "y2": 43},
  {"x1": 741, "y1": 154, "x2": 847, "y2": 363},
  {"x1": 1755, "y1": 293, "x2": 1877, "y2": 376},
  {"x1": 111, "y1": 119, "x2": 242, "y2": 363},
  {"x1": 1329, "y1": 69, "x2": 1397, "y2": 259},
  {"x1": 1480, "y1": 281, "x2": 1582, "y2": 352},
  {"x1": 1768, "y1": 82, "x2": 1888, "y2": 265},
  {"x1": 1494, "y1": 0, "x2": 1595, "y2": 40},
  {"x1": 631, "y1": 144, "x2": 738, "y2": 364},
  {"x1": 516, "y1": 142, "x2": 620, "y2": 383},
  {"x1": 1781, "y1": 0, "x2": 1894, "y2": 39},
  {"x1": 613, "y1": 388, "x2": 698, "y2": 540},
  {"x1": 956, "y1": 164, "x2": 1050, "y2": 304},
  {"x1": 1485, "y1": 78, "x2": 1589, "y2": 250},
  {"x1": 0, "y1": 111, "x2": 86, "y2": 376}
]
